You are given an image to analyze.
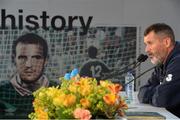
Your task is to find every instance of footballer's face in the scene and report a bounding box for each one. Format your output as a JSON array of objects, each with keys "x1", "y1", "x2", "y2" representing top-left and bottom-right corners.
[{"x1": 15, "y1": 43, "x2": 47, "y2": 83}]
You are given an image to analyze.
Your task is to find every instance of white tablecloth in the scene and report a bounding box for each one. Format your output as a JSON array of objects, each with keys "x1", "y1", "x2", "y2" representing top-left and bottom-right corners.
[{"x1": 120, "y1": 92, "x2": 179, "y2": 120}]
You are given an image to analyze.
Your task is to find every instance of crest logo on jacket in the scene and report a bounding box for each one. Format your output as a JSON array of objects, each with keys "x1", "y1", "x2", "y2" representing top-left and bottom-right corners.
[{"x1": 166, "y1": 74, "x2": 173, "y2": 82}]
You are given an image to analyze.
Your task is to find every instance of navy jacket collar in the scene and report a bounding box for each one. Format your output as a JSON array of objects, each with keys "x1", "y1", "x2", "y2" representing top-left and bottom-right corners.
[{"x1": 164, "y1": 41, "x2": 180, "y2": 68}]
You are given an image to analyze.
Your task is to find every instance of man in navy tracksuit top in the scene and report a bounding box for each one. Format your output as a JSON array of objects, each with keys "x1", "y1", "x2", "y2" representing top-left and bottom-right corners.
[{"x1": 138, "y1": 23, "x2": 180, "y2": 118}]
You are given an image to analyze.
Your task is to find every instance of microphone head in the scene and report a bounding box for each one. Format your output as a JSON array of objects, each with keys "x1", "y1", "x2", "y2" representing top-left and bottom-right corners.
[{"x1": 137, "y1": 54, "x2": 148, "y2": 62}]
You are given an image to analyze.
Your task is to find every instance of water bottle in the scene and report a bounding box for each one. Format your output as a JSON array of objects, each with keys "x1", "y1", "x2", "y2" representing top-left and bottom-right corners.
[{"x1": 125, "y1": 71, "x2": 134, "y2": 104}]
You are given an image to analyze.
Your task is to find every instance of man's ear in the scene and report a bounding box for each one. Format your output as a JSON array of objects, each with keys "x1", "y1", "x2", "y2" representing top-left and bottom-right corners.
[{"x1": 163, "y1": 37, "x2": 171, "y2": 48}]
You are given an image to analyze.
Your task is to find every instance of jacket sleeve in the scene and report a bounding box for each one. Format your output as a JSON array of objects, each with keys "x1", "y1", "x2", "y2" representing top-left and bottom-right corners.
[
  {"x1": 151, "y1": 57, "x2": 180, "y2": 107},
  {"x1": 138, "y1": 70, "x2": 160, "y2": 104},
  {"x1": 139, "y1": 56, "x2": 180, "y2": 108}
]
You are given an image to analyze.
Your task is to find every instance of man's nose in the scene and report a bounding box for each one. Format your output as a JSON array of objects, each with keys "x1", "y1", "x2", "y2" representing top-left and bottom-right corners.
[
  {"x1": 145, "y1": 46, "x2": 150, "y2": 53},
  {"x1": 25, "y1": 59, "x2": 32, "y2": 67}
]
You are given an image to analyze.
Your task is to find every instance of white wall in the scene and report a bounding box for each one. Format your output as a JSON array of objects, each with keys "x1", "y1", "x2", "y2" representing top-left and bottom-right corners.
[
  {"x1": 1, "y1": 0, "x2": 179, "y2": 36},
  {"x1": 0, "y1": 0, "x2": 180, "y2": 88}
]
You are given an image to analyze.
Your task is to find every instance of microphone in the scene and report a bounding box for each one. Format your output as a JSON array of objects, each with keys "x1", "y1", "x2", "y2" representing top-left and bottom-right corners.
[
  {"x1": 118, "y1": 54, "x2": 148, "y2": 72},
  {"x1": 137, "y1": 54, "x2": 148, "y2": 62},
  {"x1": 123, "y1": 66, "x2": 155, "y2": 87},
  {"x1": 131, "y1": 54, "x2": 148, "y2": 70},
  {"x1": 102, "y1": 54, "x2": 148, "y2": 79}
]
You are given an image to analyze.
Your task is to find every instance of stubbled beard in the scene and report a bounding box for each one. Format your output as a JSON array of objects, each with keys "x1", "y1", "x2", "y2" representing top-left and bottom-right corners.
[
  {"x1": 20, "y1": 73, "x2": 42, "y2": 84},
  {"x1": 150, "y1": 57, "x2": 162, "y2": 65}
]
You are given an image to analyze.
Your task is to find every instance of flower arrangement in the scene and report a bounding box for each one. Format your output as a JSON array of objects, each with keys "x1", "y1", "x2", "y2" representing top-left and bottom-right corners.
[{"x1": 29, "y1": 68, "x2": 128, "y2": 120}]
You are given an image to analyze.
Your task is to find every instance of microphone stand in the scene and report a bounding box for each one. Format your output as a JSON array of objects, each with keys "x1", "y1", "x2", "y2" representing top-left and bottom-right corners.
[
  {"x1": 102, "y1": 54, "x2": 148, "y2": 80},
  {"x1": 102, "y1": 61, "x2": 142, "y2": 80},
  {"x1": 123, "y1": 66, "x2": 155, "y2": 87}
]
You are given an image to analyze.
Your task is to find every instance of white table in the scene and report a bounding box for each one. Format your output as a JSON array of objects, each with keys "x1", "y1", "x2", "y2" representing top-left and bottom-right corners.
[{"x1": 121, "y1": 92, "x2": 179, "y2": 120}]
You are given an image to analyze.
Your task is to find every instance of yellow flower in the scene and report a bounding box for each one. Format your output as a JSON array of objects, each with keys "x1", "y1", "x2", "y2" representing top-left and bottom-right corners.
[
  {"x1": 46, "y1": 87, "x2": 61, "y2": 98},
  {"x1": 53, "y1": 93, "x2": 66, "y2": 107},
  {"x1": 68, "y1": 83, "x2": 78, "y2": 93},
  {"x1": 38, "y1": 91, "x2": 46, "y2": 98},
  {"x1": 78, "y1": 85, "x2": 89, "y2": 96},
  {"x1": 35, "y1": 107, "x2": 48, "y2": 120},
  {"x1": 108, "y1": 84, "x2": 122, "y2": 94},
  {"x1": 79, "y1": 77, "x2": 90, "y2": 85},
  {"x1": 80, "y1": 98, "x2": 90, "y2": 108},
  {"x1": 103, "y1": 94, "x2": 117, "y2": 105},
  {"x1": 33, "y1": 98, "x2": 40, "y2": 107},
  {"x1": 100, "y1": 80, "x2": 110, "y2": 87},
  {"x1": 63, "y1": 94, "x2": 76, "y2": 107},
  {"x1": 78, "y1": 78, "x2": 93, "y2": 96}
]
